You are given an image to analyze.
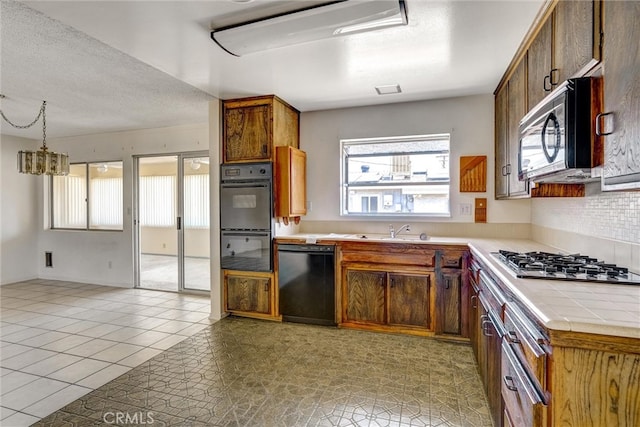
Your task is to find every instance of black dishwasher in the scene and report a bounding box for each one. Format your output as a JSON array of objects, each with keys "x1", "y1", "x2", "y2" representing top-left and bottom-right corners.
[{"x1": 277, "y1": 244, "x2": 336, "y2": 326}]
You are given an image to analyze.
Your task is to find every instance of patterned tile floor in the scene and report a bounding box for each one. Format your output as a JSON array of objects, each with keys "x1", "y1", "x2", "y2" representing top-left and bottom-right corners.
[{"x1": 34, "y1": 317, "x2": 493, "y2": 427}]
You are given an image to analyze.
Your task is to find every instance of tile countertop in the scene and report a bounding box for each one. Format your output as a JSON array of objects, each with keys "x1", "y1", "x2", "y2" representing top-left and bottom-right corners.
[
  {"x1": 468, "y1": 239, "x2": 640, "y2": 340},
  {"x1": 275, "y1": 234, "x2": 640, "y2": 339}
]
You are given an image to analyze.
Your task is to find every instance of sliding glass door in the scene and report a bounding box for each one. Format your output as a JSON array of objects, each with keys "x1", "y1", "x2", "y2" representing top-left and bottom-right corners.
[{"x1": 134, "y1": 153, "x2": 210, "y2": 292}]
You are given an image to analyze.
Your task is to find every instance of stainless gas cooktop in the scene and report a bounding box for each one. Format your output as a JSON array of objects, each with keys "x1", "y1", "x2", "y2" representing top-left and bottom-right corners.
[{"x1": 493, "y1": 250, "x2": 640, "y2": 285}]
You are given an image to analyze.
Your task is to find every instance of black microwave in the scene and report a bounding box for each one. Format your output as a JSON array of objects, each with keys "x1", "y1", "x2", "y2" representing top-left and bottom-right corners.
[{"x1": 518, "y1": 77, "x2": 602, "y2": 183}]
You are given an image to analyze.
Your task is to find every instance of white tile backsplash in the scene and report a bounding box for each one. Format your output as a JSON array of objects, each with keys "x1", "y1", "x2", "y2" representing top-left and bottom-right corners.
[
  {"x1": 531, "y1": 189, "x2": 640, "y2": 273},
  {"x1": 532, "y1": 189, "x2": 640, "y2": 244}
]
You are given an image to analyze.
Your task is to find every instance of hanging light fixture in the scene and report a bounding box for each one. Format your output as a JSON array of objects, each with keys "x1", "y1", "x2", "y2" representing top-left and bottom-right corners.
[{"x1": 0, "y1": 95, "x2": 69, "y2": 176}]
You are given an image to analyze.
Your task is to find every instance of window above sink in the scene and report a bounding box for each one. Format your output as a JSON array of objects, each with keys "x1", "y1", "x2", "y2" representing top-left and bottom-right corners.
[{"x1": 340, "y1": 134, "x2": 451, "y2": 217}]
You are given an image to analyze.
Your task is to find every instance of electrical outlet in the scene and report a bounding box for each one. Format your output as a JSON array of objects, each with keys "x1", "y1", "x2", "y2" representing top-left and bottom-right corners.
[{"x1": 459, "y1": 203, "x2": 472, "y2": 216}]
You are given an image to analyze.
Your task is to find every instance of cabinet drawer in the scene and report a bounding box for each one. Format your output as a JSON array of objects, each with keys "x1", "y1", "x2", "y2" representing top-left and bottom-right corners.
[
  {"x1": 442, "y1": 254, "x2": 462, "y2": 269},
  {"x1": 501, "y1": 341, "x2": 547, "y2": 427},
  {"x1": 504, "y1": 305, "x2": 547, "y2": 391}
]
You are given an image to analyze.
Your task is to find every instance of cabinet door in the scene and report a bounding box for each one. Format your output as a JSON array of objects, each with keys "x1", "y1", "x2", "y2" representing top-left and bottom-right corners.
[
  {"x1": 495, "y1": 85, "x2": 509, "y2": 199},
  {"x1": 486, "y1": 315, "x2": 504, "y2": 426},
  {"x1": 554, "y1": 0, "x2": 600, "y2": 83},
  {"x1": 507, "y1": 60, "x2": 529, "y2": 197},
  {"x1": 388, "y1": 273, "x2": 432, "y2": 329},
  {"x1": 226, "y1": 274, "x2": 271, "y2": 314},
  {"x1": 344, "y1": 269, "x2": 386, "y2": 324},
  {"x1": 439, "y1": 271, "x2": 462, "y2": 335},
  {"x1": 275, "y1": 146, "x2": 307, "y2": 217},
  {"x1": 224, "y1": 105, "x2": 271, "y2": 162},
  {"x1": 527, "y1": 17, "x2": 553, "y2": 110},
  {"x1": 468, "y1": 283, "x2": 480, "y2": 361},
  {"x1": 601, "y1": 1, "x2": 640, "y2": 191}
]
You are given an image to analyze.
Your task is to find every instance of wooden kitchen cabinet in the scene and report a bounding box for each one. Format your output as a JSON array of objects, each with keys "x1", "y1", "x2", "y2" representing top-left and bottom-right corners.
[
  {"x1": 435, "y1": 249, "x2": 469, "y2": 337},
  {"x1": 222, "y1": 95, "x2": 299, "y2": 163},
  {"x1": 388, "y1": 273, "x2": 432, "y2": 328},
  {"x1": 344, "y1": 269, "x2": 386, "y2": 325},
  {"x1": 526, "y1": 1, "x2": 601, "y2": 111},
  {"x1": 342, "y1": 267, "x2": 434, "y2": 332},
  {"x1": 339, "y1": 241, "x2": 437, "y2": 335},
  {"x1": 223, "y1": 270, "x2": 277, "y2": 320},
  {"x1": 553, "y1": 0, "x2": 601, "y2": 84},
  {"x1": 600, "y1": 0, "x2": 640, "y2": 191},
  {"x1": 527, "y1": 17, "x2": 554, "y2": 110},
  {"x1": 495, "y1": 84, "x2": 509, "y2": 199},
  {"x1": 275, "y1": 146, "x2": 307, "y2": 218},
  {"x1": 496, "y1": 58, "x2": 529, "y2": 200}
]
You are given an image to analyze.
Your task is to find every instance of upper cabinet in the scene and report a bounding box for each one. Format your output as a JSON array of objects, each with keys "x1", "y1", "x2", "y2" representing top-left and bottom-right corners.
[
  {"x1": 527, "y1": 1, "x2": 601, "y2": 111},
  {"x1": 495, "y1": 0, "x2": 602, "y2": 199},
  {"x1": 275, "y1": 146, "x2": 307, "y2": 218},
  {"x1": 527, "y1": 17, "x2": 553, "y2": 110},
  {"x1": 496, "y1": 59, "x2": 529, "y2": 200},
  {"x1": 506, "y1": 60, "x2": 530, "y2": 198},
  {"x1": 554, "y1": 0, "x2": 602, "y2": 84},
  {"x1": 222, "y1": 95, "x2": 300, "y2": 163},
  {"x1": 600, "y1": 1, "x2": 640, "y2": 191}
]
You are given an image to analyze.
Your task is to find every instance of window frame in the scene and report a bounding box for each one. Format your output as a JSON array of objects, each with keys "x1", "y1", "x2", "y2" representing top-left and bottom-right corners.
[
  {"x1": 340, "y1": 134, "x2": 451, "y2": 218},
  {"x1": 50, "y1": 160, "x2": 124, "y2": 231}
]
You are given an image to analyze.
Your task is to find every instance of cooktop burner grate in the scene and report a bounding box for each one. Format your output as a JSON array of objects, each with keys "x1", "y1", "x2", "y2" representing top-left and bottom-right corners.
[{"x1": 493, "y1": 250, "x2": 640, "y2": 285}]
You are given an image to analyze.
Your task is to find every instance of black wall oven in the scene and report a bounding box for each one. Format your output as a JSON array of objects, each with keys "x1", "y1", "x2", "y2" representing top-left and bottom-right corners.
[{"x1": 220, "y1": 163, "x2": 273, "y2": 272}]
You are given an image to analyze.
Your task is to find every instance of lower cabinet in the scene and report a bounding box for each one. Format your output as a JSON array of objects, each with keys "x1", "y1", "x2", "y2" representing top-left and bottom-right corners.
[
  {"x1": 223, "y1": 270, "x2": 277, "y2": 320},
  {"x1": 342, "y1": 266, "x2": 434, "y2": 333},
  {"x1": 437, "y1": 271, "x2": 463, "y2": 335}
]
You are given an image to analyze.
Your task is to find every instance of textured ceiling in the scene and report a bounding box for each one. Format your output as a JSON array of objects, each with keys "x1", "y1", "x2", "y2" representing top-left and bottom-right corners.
[
  {"x1": 0, "y1": 1, "x2": 214, "y2": 140},
  {"x1": 0, "y1": 0, "x2": 544, "y2": 140}
]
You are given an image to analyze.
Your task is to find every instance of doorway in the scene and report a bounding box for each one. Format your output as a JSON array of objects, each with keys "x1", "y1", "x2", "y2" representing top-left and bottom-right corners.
[{"x1": 134, "y1": 153, "x2": 210, "y2": 292}]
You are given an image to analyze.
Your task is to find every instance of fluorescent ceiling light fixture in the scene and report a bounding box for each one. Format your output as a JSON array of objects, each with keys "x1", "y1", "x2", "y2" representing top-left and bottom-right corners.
[
  {"x1": 375, "y1": 84, "x2": 402, "y2": 95},
  {"x1": 211, "y1": 0, "x2": 408, "y2": 56}
]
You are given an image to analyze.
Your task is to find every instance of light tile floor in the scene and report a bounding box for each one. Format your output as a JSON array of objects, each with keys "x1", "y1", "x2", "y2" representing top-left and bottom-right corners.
[
  {"x1": 0, "y1": 279, "x2": 211, "y2": 426},
  {"x1": 35, "y1": 318, "x2": 493, "y2": 427}
]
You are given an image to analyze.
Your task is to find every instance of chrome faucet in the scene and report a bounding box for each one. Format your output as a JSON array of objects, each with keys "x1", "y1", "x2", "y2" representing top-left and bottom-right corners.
[{"x1": 389, "y1": 223, "x2": 410, "y2": 238}]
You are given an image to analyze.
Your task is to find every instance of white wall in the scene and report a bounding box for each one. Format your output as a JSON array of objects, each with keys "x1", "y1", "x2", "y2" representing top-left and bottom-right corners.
[
  {"x1": 299, "y1": 95, "x2": 531, "y2": 238},
  {"x1": 37, "y1": 123, "x2": 210, "y2": 287},
  {"x1": 1, "y1": 135, "x2": 40, "y2": 284}
]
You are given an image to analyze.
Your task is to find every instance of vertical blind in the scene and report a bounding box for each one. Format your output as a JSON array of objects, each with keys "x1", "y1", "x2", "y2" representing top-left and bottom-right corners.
[
  {"x1": 139, "y1": 176, "x2": 176, "y2": 227},
  {"x1": 184, "y1": 174, "x2": 210, "y2": 229},
  {"x1": 53, "y1": 175, "x2": 87, "y2": 229},
  {"x1": 90, "y1": 178, "x2": 123, "y2": 229},
  {"x1": 138, "y1": 175, "x2": 209, "y2": 229}
]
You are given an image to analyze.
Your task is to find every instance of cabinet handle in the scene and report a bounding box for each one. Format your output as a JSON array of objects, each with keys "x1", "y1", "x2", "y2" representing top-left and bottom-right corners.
[
  {"x1": 390, "y1": 278, "x2": 395, "y2": 288},
  {"x1": 549, "y1": 68, "x2": 559, "y2": 86},
  {"x1": 482, "y1": 319, "x2": 493, "y2": 337},
  {"x1": 470, "y1": 295, "x2": 478, "y2": 309},
  {"x1": 506, "y1": 164, "x2": 511, "y2": 175},
  {"x1": 264, "y1": 283, "x2": 269, "y2": 292},
  {"x1": 596, "y1": 112, "x2": 614, "y2": 136},
  {"x1": 262, "y1": 144, "x2": 268, "y2": 156},
  {"x1": 507, "y1": 330, "x2": 520, "y2": 344},
  {"x1": 503, "y1": 376, "x2": 518, "y2": 392},
  {"x1": 445, "y1": 278, "x2": 450, "y2": 289},
  {"x1": 543, "y1": 74, "x2": 552, "y2": 92}
]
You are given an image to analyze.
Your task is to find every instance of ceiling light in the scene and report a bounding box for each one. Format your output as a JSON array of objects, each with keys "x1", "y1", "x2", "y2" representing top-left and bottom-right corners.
[
  {"x1": 0, "y1": 95, "x2": 69, "y2": 176},
  {"x1": 190, "y1": 159, "x2": 202, "y2": 170},
  {"x1": 211, "y1": 0, "x2": 408, "y2": 56},
  {"x1": 97, "y1": 164, "x2": 108, "y2": 173},
  {"x1": 375, "y1": 84, "x2": 402, "y2": 95}
]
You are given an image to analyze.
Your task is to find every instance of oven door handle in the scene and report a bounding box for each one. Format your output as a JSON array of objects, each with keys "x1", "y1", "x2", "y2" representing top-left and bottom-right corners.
[{"x1": 221, "y1": 182, "x2": 270, "y2": 189}]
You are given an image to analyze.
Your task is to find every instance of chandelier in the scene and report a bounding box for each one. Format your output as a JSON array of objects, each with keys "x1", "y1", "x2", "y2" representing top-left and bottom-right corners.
[{"x1": 0, "y1": 95, "x2": 69, "y2": 176}]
